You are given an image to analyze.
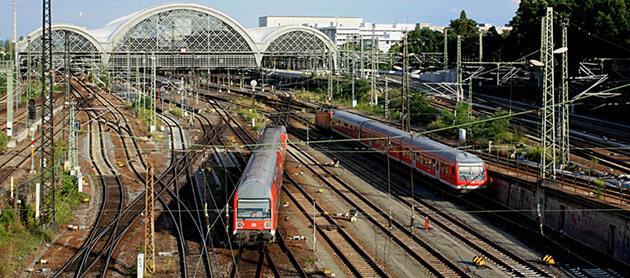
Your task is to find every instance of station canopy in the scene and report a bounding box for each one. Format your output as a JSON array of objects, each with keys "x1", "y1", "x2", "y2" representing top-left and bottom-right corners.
[{"x1": 16, "y1": 3, "x2": 337, "y2": 72}]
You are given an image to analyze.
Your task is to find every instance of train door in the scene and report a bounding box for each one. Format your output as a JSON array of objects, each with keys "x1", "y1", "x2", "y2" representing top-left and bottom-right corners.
[{"x1": 436, "y1": 161, "x2": 441, "y2": 181}]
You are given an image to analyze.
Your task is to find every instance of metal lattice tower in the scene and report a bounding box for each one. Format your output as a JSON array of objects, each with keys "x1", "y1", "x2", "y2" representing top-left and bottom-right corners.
[
  {"x1": 401, "y1": 34, "x2": 411, "y2": 132},
  {"x1": 63, "y1": 31, "x2": 70, "y2": 142},
  {"x1": 456, "y1": 35, "x2": 463, "y2": 102},
  {"x1": 559, "y1": 18, "x2": 570, "y2": 168},
  {"x1": 144, "y1": 164, "x2": 156, "y2": 274},
  {"x1": 40, "y1": 0, "x2": 56, "y2": 224},
  {"x1": 540, "y1": 7, "x2": 556, "y2": 181},
  {"x1": 443, "y1": 29, "x2": 448, "y2": 70}
]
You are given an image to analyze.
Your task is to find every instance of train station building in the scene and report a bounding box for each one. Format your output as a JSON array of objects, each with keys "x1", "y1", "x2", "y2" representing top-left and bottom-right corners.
[{"x1": 15, "y1": 3, "x2": 338, "y2": 72}]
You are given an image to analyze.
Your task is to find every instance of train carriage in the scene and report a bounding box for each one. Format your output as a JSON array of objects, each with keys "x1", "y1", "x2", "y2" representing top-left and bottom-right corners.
[
  {"x1": 316, "y1": 109, "x2": 487, "y2": 191},
  {"x1": 232, "y1": 126, "x2": 287, "y2": 244}
]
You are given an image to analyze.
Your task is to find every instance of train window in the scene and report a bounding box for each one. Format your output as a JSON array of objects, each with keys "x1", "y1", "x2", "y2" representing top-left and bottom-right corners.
[
  {"x1": 458, "y1": 165, "x2": 485, "y2": 181},
  {"x1": 402, "y1": 148, "x2": 411, "y2": 159},
  {"x1": 237, "y1": 199, "x2": 271, "y2": 219}
]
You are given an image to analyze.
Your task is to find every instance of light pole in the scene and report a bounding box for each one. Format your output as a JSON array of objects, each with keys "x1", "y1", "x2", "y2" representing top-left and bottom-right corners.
[
  {"x1": 351, "y1": 58, "x2": 356, "y2": 108},
  {"x1": 149, "y1": 54, "x2": 157, "y2": 133}
]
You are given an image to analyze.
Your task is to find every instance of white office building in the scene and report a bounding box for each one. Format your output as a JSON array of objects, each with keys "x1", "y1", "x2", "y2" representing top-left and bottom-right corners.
[{"x1": 259, "y1": 16, "x2": 445, "y2": 53}]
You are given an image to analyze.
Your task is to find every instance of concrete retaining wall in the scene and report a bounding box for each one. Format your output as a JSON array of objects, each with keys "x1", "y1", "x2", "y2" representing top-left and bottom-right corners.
[{"x1": 488, "y1": 173, "x2": 630, "y2": 266}]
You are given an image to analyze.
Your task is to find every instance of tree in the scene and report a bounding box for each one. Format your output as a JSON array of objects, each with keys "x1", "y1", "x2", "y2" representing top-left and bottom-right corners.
[
  {"x1": 446, "y1": 11, "x2": 481, "y2": 65},
  {"x1": 506, "y1": 0, "x2": 630, "y2": 62},
  {"x1": 407, "y1": 27, "x2": 444, "y2": 54},
  {"x1": 410, "y1": 94, "x2": 438, "y2": 124},
  {"x1": 482, "y1": 27, "x2": 509, "y2": 62},
  {"x1": 449, "y1": 11, "x2": 479, "y2": 40}
]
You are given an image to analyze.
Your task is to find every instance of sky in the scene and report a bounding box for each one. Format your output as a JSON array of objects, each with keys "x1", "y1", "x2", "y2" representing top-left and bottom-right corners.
[{"x1": 0, "y1": 0, "x2": 520, "y2": 40}]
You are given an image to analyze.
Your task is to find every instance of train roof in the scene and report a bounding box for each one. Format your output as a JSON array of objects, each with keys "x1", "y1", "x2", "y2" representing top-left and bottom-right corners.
[
  {"x1": 337, "y1": 110, "x2": 483, "y2": 164},
  {"x1": 402, "y1": 136, "x2": 483, "y2": 164},
  {"x1": 332, "y1": 110, "x2": 370, "y2": 126},
  {"x1": 237, "y1": 126, "x2": 286, "y2": 199}
]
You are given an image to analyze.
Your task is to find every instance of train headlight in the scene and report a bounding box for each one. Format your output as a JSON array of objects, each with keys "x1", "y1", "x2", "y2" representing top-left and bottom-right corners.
[
  {"x1": 264, "y1": 221, "x2": 272, "y2": 229},
  {"x1": 237, "y1": 221, "x2": 244, "y2": 228}
]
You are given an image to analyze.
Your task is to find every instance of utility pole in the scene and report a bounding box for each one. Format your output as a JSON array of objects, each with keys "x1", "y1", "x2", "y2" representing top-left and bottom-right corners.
[
  {"x1": 443, "y1": 28, "x2": 448, "y2": 70},
  {"x1": 360, "y1": 35, "x2": 365, "y2": 79},
  {"x1": 456, "y1": 35, "x2": 463, "y2": 103},
  {"x1": 150, "y1": 53, "x2": 157, "y2": 133},
  {"x1": 384, "y1": 76, "x2": 389, "y2": 119},
  {"x1": 40, "y1": 0, "x2": 56, "y2": 224},
  {"x1": 351, "y1": 57, "x2": 356, "y2": 108},
  {"x1": 13, "y1": 0, "x2": 18, "y2": 71},
  {"x1": 68, "y1": 102, "x2": 78, "y2": 176},
  {"x1": 401, "y1": 33, "x2": 411, "y2": 132},
  {"x1": 540, "y1": 7, "x2": 556, "y2": 181},
  {"x1": 327, "y1": 53, "x2": 333, "y2": 101},
  {"x1": 27, "y1": 36, "x2": 32, "y2": 101},
  {"x1": 371, "y1": 23, "x2": 377, "y2": 105},
  {"x1": 1, "y1": 62, "x2": 14, "y2": 138},
  {"x1": 478, "y1": 31, "x2": 483, "y2": 63},
  {"x1": 312, "y1": 196, "x2": 317, "y2": 252},
  {"x1": 559, "y1": 18, "x2": 570, "y2": 168},
  {"x1": 144, "y1": 164, "x2": 156, "y2": 274}
]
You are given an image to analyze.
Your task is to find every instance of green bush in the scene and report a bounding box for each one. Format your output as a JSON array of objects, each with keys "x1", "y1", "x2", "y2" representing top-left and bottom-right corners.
[
  {"x1": 237, "y1": 108, "x2": 265, "y2": 132},
  {"x1": 55, "y1": 174, "x2": 87, "y2": 224},
  {"x1": 524, "y1": 146, "x2": 542, "y2": 162},
  {"x1": 170, "y1": 107, "x2": 183, "y2": 118},
  {"x1": 594, "y1": 179, "x2": 605, "y2": 198},
  {"x1": 355, "y1": 102, "x2": 383, "y2": 116},
  {"x1": 0, "y1": 208, "x2": 50, "y2": 276}
]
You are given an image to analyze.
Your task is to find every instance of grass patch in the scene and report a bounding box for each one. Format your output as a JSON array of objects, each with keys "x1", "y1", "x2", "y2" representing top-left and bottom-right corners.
[
  {"x1": 0, "y1": 132, "x2": 7, "y2": 154},
  {"x1": 54, "y1": 174, "x2": 89, "y2": 224},
  {"x1": 237, "y1": 108, "x2": 265, "y2": 133},
  {"x1": 0, "y1": 173, "x2": 85, "y2": 275},
  {"x1": 0, "y1": 209, "x2": 50, "y2": 276},
  {"x1": 136, "y1": 107, "x2": 162, "y2": 132},
  {"x1": 170, "y1": 107, "x2": 183, "y2": 118},
  {"x1": 293, "y1": 90, "x2": 327, "y2": 103}
]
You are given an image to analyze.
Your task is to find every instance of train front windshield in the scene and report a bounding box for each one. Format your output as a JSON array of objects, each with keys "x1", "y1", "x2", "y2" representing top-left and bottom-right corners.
[
  {"x1": 237, "y1": 199, "x2": 271, "y2": 219},
  {"x1": 458, "y1": 165, "x2": 485, "y2": 182}
]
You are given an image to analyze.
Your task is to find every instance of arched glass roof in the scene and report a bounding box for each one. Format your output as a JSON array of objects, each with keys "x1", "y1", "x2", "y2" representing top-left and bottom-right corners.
[
  {"x1": 19, "y1": 26, "x2": 102, "y2": 54},
  {"x1": 110, "y1": 5, "x2": 255, "y2": 53},
  {"x1": 17, "y1": 3, "x2": 337, "y2": 70}
]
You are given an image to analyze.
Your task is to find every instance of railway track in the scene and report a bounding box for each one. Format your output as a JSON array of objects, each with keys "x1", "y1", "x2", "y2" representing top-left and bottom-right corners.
[
  {"x1": 202, "y1": 98, "x2": 314, "y2": 277},
  {"x1": 94, "y1": 86, "x2": 214, "y2": 276},
  {"x1": 229, "y1": 244, "x2": 282, "y2": 278},
  {"x1": 285, "y1": 118, "x2": 554, "y2": 277},
  {"x1": 0, "y1": 95, "x2": 72, "y2": 188},
  {"x1": 54, "y1": 80, "x2": 216, "y2": 277},
  {"x1": 211, "y1": 92, "x2": 472, "y2": 277},
  {"x1": 286, "y1": 141, "x2": 470, "y2": 277}
]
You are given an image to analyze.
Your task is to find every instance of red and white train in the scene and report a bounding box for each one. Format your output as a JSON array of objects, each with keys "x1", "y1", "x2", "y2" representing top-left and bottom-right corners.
[
  {"x1": 316, "y1": 110, "x2": 488, "y2": 190},
  {"x1": 232, "y1": 126, "x2": 287, "y2": 244}
]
